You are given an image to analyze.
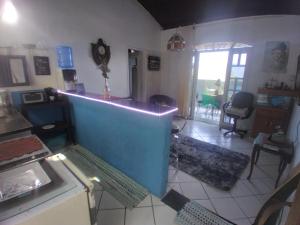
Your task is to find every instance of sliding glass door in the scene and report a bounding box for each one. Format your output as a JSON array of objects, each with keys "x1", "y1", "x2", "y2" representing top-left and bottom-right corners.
[
  {"x1": 190, "y1": 50, "x2": 229, "y2": 123},
  {"x1": 190, "y1": 43, "x2": 251, "y2": 127}
]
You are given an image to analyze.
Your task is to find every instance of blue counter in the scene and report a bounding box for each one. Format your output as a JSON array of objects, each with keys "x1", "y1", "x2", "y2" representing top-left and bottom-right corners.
[{"x1": 61, "y1": 91, "x2": 176, "y2": 197}]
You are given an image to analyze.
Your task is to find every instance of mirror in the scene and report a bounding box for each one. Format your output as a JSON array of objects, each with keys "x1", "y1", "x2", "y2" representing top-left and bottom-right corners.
[{"x1": 0, "y1": 55, "x2": 29, "y2": 87}]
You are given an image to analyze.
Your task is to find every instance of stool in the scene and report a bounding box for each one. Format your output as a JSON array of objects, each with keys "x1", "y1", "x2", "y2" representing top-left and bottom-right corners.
[{"x1": 247, "y1": 133, "x2": 294, "y2": 188}]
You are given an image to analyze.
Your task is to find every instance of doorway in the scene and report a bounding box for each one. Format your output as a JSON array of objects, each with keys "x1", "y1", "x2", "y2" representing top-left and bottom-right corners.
[
  {"x1": 190, "y1": 42, "x2": 251, "y2": 125},
  {"x1": 193, "y1": 50, "x2": 228, "y2": 124},
  {"x1": 128, "y1": 49, "x2": 142, "y2": 100}
]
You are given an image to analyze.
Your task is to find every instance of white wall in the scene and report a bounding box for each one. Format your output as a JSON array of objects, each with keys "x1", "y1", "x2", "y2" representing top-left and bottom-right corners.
[
  {"x1": 0, "y1": 0, "x2": 161, "y2": 97},
  {"x1": 0, "y1": 47, "x2": 64, "y2": 91},
  {"x1": 160, "y1": 15, "x2": 300, "y2": 114}
]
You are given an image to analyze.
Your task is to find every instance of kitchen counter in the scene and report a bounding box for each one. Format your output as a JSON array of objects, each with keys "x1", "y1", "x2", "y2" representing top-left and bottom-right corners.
[
  {"x1": 59, "y1": 90, "x2": 177, "y2": 197},
  {"x1": 58, "y1": 90, "x2": 178, "y2": 116},
  {"x1": 0, "y1": 109, "x2": 32, "y2": 137}
]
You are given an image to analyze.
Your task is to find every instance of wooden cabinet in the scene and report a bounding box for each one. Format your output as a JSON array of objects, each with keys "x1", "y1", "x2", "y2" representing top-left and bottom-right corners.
[
  {"x1": 251, "y1": 88, "x2": 299, "y2": 137},
  {"x1": 252, "y1": 107, "x2": 290, "y2": 136}
]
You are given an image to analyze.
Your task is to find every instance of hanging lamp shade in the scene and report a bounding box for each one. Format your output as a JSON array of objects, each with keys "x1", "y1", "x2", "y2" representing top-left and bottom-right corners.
[{"x1": 167, "y1": 32, "x2": 186, "y2": 51}]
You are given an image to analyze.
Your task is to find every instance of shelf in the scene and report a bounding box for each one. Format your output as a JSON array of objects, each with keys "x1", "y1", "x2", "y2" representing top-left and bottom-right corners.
[
  {"x1": 22, "y1": 101, "x2": 68, "y2": 109},
  {"x1": 258, "y1": 88, "x2": 300, "y2": 97},
  {"x1": 255, "y1": 105, "x2": 290, "y2": 112},
  {"x1": 21, "y1": 99, "x2": 75, "y2": 144},
  {"x1": 33, "y1": 122, "x2": 69, "y2": 134}
]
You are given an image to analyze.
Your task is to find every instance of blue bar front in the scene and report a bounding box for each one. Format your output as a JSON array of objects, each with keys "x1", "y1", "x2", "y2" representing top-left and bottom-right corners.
[{"x1": 67, "y1": 95, "x2": 173, "y2": 197}]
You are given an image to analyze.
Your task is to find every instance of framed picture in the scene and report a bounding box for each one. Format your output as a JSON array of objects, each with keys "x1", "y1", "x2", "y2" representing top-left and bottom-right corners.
[
  {"x1": 33, "y1": 56, "x2": 51, "y2": 75},
  {"x1": 0, "y1": 55, "x2": 29, "y2": 87},
  {"x1": 263, "y1": 41, "x2": 289, "y2": 73},
  {"x1": 148, "y1": 56, "x2": 160, "y2": 71}
]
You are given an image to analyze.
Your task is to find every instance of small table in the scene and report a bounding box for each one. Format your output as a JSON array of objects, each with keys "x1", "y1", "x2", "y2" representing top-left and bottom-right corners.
[{"x1": 247, "y1": 133, "x2": 294, "y2": 188}]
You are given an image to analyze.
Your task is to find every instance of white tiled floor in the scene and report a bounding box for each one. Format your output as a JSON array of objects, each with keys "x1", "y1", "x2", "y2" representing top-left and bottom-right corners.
[
  {"x1": 100, "y1": 192, "x2": 125, "y2": 210},
  {"x1": 170, "y1": 120, "x2": 279, "y2": 224},
  {"x1": 125, "y1": 207, "x2": 155, "y2": 225},
  {"x1": 210, "y1": 197, "x2": 246, "y2": 220},
  {"x1": 96, "y1": 120, "x2": 280, "y2": 225},
  {"x1": 153, "y1": 205, "x2": 177, "y2": 225}
]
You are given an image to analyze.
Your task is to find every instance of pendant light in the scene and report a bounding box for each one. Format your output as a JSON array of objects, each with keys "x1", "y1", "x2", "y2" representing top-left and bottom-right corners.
[
  {"x1": 167, "y1": 28, "x2": 186, "y2": 51},
  {"x1": 2, "y1": 0, "x2": 18, "y2": 24}
]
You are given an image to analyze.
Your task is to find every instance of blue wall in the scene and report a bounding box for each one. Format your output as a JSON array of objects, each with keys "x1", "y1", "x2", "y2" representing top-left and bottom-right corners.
[
  {"x1": 11, "y1": 91, "x2": 63, "y2": 126},
  {"x1": 68, "y1": 96, "x2": 172, "y2": 197}
]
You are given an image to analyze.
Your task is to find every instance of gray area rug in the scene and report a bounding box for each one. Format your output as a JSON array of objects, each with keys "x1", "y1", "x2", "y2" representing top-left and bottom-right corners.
[{"x1": 170, "y1": 135, "x2": 250, "y2": 191}]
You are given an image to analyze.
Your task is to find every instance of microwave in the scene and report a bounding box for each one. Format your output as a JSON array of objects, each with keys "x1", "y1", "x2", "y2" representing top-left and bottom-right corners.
[{"x1": 22, "y1": 91, "x2": 45, "y2": 104}]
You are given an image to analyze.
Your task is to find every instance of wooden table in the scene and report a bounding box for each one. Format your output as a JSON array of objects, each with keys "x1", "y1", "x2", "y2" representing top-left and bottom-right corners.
[{"x1": 247, "y1": 132, "x2": 294, "y2": 187}]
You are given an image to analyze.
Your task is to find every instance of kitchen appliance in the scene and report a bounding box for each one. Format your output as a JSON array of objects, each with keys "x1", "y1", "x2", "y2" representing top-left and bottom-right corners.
[
  {"x1": 22, "y1": 91, "x2": 45, "y2": 104},
  {"x1": 0, "y1": 89, "x2": 11, "y2": 117},
  {"x1": 62, "y1": 69, "x2": 77, "y2": 92}
]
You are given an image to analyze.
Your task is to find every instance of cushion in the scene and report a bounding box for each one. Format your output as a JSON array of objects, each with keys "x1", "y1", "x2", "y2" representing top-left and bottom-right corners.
[{"x1": 225, "y1": 106, "x2": 248, "y2": 117}]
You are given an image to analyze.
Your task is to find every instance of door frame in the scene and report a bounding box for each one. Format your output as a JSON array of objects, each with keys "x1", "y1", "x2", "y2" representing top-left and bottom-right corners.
[
  {"x1": 189, "y1": 52, "x2": 199, "y2": 119},
  {"x1": 189, "y1": 49, "x2": 229, "y2": 121},
  {"x1": 219, "y1": 47, "x2": 251, "y2": 130}
]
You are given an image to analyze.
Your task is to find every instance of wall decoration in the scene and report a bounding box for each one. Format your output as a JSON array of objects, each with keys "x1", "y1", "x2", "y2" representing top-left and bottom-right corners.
[
  {"x1": 33, "y1": 56, "x2": 51, "y2": 75},
  {"x1": 91, "y1": 38, "x2": 111, "y2": 99},
  {"x1": 56, "y1": 46, "x2": 74, "y2": 69},
  {"x1": 167, "y1": 29, "x2": 186, "y2": 51},
  {"x1": 148, "y1": 56, "x2": 160, "y2": 71},
  {"x1": 263, "y1": 41, "x2": 289, "y2": 73},
  {"x1": 0, "y1": 55, "x2": 29, "y2": 87}
]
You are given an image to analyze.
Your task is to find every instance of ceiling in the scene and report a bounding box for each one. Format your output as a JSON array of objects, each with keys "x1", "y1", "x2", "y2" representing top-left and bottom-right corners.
[{"x1": 137, "y1": 0, "x2": 300, "y2": 29}]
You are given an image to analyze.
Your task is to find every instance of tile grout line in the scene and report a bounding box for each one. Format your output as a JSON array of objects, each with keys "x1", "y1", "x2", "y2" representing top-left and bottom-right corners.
[
  {"x1": 256, "y1": 164, "x2": 280, "y2": 182},
  {"x1": 170, "y1": 182, "x2": 272, "y2": 198},
  {"x1": 199, "y1": 182, "x2": 218, "y2": 213},
  {"x1": 95, "y1": 191, "x2": 104, "y2": 217},
  {"x1": 99, "y1": 207, "x2": 126, "y2": 211},
  {"x1": 124, "y1": 208, "x2": 126, "y2": 225},
  {"x1": 150, "y1": 195, "x2": 157, "y2": 225},
  {"x1": 178, "y1": 182, "x2": 184, "y2": 194},
  {"x1": 231, "y1": 195, "x2": 251, "y2": 219},
  {"x1": 197, "y1": 181, "x2": 210, "y2": 200}
]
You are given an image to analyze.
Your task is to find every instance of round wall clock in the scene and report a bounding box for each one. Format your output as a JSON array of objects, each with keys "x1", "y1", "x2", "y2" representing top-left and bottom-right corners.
[{"x1": 91, "y1": 38, "x2": 111, "y2": 78}]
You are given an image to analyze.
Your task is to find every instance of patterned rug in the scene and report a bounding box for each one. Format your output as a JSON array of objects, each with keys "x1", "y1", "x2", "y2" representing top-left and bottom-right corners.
[{"x1": 170, "y1": 135, "x2": 250, "y2": 191}]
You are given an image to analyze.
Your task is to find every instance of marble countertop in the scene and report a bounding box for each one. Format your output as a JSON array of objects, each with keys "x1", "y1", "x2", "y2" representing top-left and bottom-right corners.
[{"x1": 58, "y1": 90, "x2": 178, "y2": 116}]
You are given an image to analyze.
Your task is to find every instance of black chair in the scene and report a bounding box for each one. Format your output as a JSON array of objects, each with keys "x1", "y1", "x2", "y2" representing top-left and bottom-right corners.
[
  {"x1": 149, "y1": 95, "x2": 179, "y2": 133},
  {"x1": 223, "y1": 91, "x2": 254, "y2": 138},
  {"x1": 149, "y1": 94, "x2": 176, "y2": 107}
]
